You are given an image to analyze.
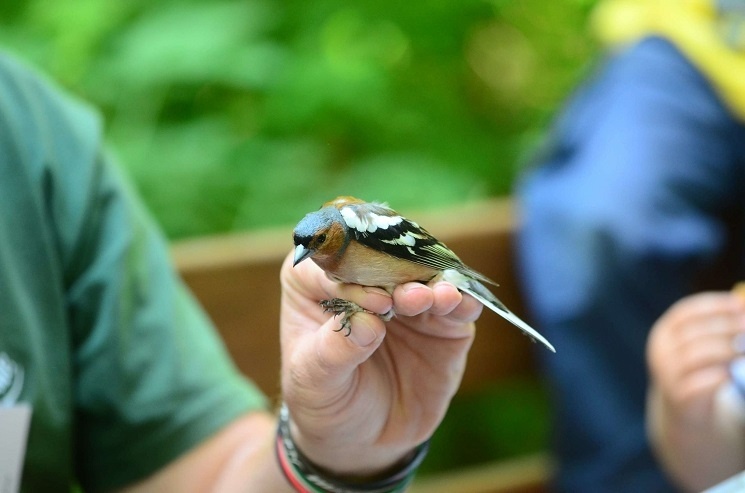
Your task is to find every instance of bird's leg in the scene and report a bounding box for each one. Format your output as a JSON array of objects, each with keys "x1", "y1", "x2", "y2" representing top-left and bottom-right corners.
[{"x1": 319, "y1": 298, "x2": 374, "y2": 336}]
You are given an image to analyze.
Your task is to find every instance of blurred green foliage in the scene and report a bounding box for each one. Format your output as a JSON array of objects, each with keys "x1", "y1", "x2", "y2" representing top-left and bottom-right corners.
[
  {"x1": 421, "y1": 379, "x2": 551, "y2": 475},
  {"x1": 1, "y1": 0, "x2": 598, "y2": 238}
]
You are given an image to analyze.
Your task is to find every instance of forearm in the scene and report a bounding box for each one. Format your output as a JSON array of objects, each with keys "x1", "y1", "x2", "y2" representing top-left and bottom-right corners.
[
  {"x1": 115, "y1": 411, "x2": 295, "y2": 493},
  {"x1": 647, "y1": 387, "x2": 745, "y2": 492},
  {"x1": 115, "y1": 408, "x2": 423, "y2": 493}
]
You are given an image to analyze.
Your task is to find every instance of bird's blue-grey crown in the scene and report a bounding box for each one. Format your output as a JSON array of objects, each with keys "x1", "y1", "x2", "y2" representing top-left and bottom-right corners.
[{"x1": 293, "y1": 207, "x2": 341, "y2": 246}]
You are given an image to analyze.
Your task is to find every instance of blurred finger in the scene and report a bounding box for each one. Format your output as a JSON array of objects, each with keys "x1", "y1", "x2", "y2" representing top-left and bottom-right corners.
[
  {"x1": 676, "y1": 337, "x2": 739, "y2": 382},
  {"x1": 672, "y1": 311, "x2": 744, "y2": 353},
  {"x1": 672, "y1": 366, "x2": 729, "y2": 413},
  {"x1": 662, "y1": 292, "x2": 744, "y2": 332}
]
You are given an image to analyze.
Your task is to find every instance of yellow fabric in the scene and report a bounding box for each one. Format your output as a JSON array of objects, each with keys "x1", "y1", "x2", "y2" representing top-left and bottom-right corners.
[{"x1": 591, "y1": 0, "x2": 745, "y2": 119}]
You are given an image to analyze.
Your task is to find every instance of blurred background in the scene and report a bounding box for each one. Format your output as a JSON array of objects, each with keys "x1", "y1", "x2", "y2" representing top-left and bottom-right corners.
[
  {"x1": 1, "y1": 0, "x2": 598, "y2": 239},
  {"x1": 1, "y1": 0, "x2": 601, "y2": 480}
]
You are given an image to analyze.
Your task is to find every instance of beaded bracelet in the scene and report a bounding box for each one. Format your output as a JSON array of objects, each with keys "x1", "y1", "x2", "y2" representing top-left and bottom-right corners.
[{"x1": 276, "y1": 403, "x2": 430, "y2": 493}]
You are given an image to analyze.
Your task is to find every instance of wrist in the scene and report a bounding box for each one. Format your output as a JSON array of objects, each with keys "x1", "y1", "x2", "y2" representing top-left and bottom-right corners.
[
  {"x1": 288, "y1": 422, "x2": 413, "y2": 479},
  {"x1": 276, "y1": 403, "x2": 429, "y2": 493}
]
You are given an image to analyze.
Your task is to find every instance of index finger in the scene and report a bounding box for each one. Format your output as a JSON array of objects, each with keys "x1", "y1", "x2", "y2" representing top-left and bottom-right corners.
[{"x1": 281, "y1": 251, "x2": 393, "y2": 316}]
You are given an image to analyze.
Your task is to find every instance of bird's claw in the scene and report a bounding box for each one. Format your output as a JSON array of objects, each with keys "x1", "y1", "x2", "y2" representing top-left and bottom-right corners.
[{"x1": 320, "y1": 298, "x2": 371, "y2": 336}]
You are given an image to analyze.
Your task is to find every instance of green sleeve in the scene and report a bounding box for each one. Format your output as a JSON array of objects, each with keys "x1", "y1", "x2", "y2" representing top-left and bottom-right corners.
[
  {"x1": 69, "y1": 153, "x2": 268, "y2": 491},
  {"x1": 0, "y1": 52, "x2": 267, "y2": 492}
]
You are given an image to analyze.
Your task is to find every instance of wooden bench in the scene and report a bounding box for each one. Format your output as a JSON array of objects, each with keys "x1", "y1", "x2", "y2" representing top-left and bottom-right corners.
[{"x1": 172, "y1": 198, "x2": 552, "y2": 493}]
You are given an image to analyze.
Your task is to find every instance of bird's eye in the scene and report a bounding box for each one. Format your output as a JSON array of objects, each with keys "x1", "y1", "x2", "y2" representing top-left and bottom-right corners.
[{"x1": 317, "y1": 234, "x2": 327, "y2": 244}]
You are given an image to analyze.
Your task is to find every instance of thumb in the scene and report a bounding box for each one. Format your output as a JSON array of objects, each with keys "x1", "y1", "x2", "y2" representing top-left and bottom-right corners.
[
  {"x1": 320, "y1": 310, "x2": 385, "y2": 366},
  {"x1": 303, "y1": 312, "x2": 386, "y2": 395}
]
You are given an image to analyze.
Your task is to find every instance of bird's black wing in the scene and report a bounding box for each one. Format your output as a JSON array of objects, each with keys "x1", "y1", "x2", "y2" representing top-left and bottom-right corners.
[{"x1": 340, "y1": 201, "x2": 495, "y2": 284}]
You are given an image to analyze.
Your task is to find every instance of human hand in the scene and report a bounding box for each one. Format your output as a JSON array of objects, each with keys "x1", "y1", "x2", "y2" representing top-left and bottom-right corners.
[
  {"x1": 646, "y1": 291, "x2": 745, "y2": 490},
  {"x1": 647, "y1": 291, "x2": 745, "y2": 427},
  {"x1": 278, "y1": 251, "x2": 482, "y2": 478}
]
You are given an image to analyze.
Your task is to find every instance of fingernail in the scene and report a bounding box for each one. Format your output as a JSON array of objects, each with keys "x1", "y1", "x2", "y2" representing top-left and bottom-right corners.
[
  {"x1": 363, "y1": 286, "x2": 390, "y2": 297},
  {"x1": 349, "y1": 317, "x2": 379, "y2": 347},
  {"x1": 403, "y1": 283, "x2": 428, "y2": 293}
]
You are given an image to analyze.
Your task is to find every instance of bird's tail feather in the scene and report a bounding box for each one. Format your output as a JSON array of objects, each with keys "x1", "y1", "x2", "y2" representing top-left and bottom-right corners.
[{"x1": 442, "y1": 270, "x2": 556, "y2": 353}]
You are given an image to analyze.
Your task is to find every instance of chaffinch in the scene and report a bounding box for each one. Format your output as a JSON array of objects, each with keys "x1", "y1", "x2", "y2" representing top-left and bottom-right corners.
[{"x1": 292, "y1": 196, "x2": 555, "y2": 352}]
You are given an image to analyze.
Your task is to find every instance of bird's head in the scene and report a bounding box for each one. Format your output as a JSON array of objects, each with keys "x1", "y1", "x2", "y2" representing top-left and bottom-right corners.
[{"x1": 292, "y1": 207, "x2": 345, "y2": 267}]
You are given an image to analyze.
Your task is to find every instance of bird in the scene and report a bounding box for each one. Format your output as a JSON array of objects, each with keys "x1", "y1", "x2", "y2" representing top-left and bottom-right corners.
[{"x1": 292, "y1": 196, "x2": 555, "y2": 352}]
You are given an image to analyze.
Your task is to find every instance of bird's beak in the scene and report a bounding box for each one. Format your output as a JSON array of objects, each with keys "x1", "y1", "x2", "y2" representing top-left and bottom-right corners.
[{"x1": 293, "y1": 244, "x2": 314, "y2": 267}]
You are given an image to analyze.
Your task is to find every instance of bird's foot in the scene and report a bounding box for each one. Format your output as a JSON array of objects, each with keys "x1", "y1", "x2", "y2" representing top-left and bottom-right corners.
[{"x1": 320, "y1": 298, "x2": 374, "y2": 336}]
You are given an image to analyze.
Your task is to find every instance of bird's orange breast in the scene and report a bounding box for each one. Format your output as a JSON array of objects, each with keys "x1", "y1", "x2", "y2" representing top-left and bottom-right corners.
[{"x1": 315, "y1": 240, "x2": 438, "y2": 291}]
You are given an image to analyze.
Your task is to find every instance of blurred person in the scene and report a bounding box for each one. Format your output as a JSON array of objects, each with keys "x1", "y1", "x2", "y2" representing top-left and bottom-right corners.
[
  {"x1": 516, "y1": 0, "x2": 745, "y2": 491},
  {"x1": 646, "y1": 289, "x2": 745, "y2": 492},
  {"x1": 0, "y1": 50, "x2": 483, "y2": 492}
]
